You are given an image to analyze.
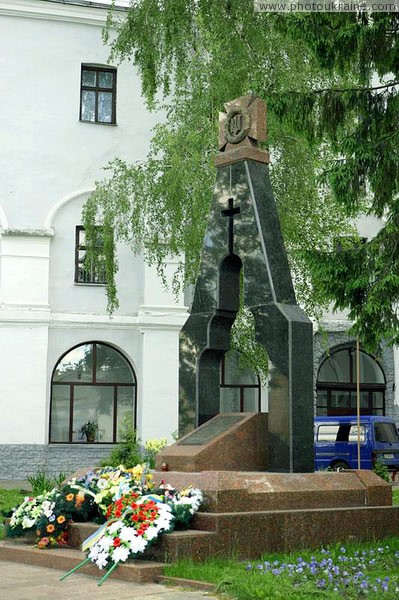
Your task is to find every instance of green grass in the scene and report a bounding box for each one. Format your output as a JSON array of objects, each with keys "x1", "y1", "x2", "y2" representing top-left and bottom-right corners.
[
  {"x1": 165, "y1": 537, "x2": 399, "y2": 599},
  {"x1": 392, "y1": 488, "x2": 399, "y2": 506},
  {"x1": 0, "y1": 488, "x2": 28, "y2": 540}
]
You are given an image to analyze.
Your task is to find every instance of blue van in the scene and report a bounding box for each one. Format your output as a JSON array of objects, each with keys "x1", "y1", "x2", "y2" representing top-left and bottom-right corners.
[{"x1": 314, "y1": 416, "x2": 399, "y2": 472}]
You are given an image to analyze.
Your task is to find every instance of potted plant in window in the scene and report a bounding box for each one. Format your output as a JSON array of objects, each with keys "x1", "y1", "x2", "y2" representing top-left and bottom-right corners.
[{"x1": 80, "y1": 420, "x2": 98, "y2": 443}]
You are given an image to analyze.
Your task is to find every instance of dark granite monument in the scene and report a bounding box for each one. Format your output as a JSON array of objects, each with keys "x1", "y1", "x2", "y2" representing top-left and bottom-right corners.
[{"x1": 179, "y1": 95, "x2": 314, "y2": 473}]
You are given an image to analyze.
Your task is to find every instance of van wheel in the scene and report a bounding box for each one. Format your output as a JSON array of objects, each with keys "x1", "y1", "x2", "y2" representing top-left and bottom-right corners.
[{"x1": 332, "y1": 461, "x2": 349, "y2": 471}]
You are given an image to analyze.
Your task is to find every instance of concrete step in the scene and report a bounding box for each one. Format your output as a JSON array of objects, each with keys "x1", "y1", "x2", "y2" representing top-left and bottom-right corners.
[
  {"x1": 0, "y1": 539, "x2": 166, "y2": 583},
  {"x1": 68, "y1": 522, "x2": 217, "y2": 562}
]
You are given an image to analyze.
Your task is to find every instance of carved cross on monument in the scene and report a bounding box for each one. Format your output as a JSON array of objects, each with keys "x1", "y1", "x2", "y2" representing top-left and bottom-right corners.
[{"x1": 221, "y1": 197, "x2": 240, "y2": 255}]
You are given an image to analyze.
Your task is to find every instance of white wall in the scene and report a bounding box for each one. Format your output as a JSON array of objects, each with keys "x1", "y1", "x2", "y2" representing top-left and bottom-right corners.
[
  {"x1": 0, "y1": 2, "x2": 188, "y2": 450},
  {"x1": 0, "y1": 2, "x2": 159, "y2": 230}
]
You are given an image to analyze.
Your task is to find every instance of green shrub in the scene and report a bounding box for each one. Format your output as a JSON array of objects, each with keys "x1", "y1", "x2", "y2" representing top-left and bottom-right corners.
[
  {"x1": 26, "y1": 470, "x2": 69, "y2": 495},
  {"x1": 373, "y1": 461, "x2": 391, "y2": 483},
  {"x1": 99, "y1": 418, "x2": 142, "y2": 468}
]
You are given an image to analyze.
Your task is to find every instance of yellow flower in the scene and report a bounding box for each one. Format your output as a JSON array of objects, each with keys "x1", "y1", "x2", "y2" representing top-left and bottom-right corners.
[
  {"x1": 57, "y1": 515, "x2": 66, "y2": 524},
  {"x1": 132, "y1": 465, "x2": 143, "y2": 479},
  {"x1": 65, "y1": 493, "x2": 74, "y2": 502},
  {"x1": 46, "y1": 524, "x2": 55, "y2": 533}
]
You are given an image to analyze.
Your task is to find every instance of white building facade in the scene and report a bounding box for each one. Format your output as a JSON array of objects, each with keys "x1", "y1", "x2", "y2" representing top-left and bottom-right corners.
[
  {"x1": 0, "y1": 0, "x2": 187, "y2": 478},
  {"x1": 1, "y1": 1, "x2": 398, "y2": 481}
]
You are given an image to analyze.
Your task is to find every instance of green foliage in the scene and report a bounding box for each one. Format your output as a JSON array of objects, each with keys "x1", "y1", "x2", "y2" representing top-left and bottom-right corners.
[
  {"x1": 271, "y1": 13, "x2": 399, "y2": 350},
  {"x1": 26, "y1": 470, "x2": 69, "y2": 496},
  {"x1": 143, "y1": 438, "x2": 168, "y2": 469},
  {"x1": 85, "y1": 5, "x2": 399, "y2": 355},
  {"x1": 0, "y1": 488, "x2": 26, "y2": 540},
  {"x1": 84, "y1": 1, "x2": 353, "y2": 326},
  {"x1": 99, "y1": 418, "x2": 142, "y2": 468},
  {"x1": 373, "y1": 461, "x2": 391, "y2": 483}
]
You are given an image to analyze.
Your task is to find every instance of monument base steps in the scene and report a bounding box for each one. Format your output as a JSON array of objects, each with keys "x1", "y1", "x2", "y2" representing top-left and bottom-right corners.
[
  {"x1": 2, "y1": 470, "x2": 398, "y2": 581},
  {"x1": 0, "y1": 538, "x2": 166, "y2": 583}
]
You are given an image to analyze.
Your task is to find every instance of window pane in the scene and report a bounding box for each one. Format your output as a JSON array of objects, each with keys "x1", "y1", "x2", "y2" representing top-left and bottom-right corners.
[
  {"x1": 318, "y1": 350, "x2": 351, "y2": 383},
  {"x1": 81, "y1": 90, "x2": 96, "y2": 121},
  {"x1": 331, "y1": 390, "x2": 350, "y2": 409},
  {"x1": 356, "y1": 353, "x2": 385, "y2": 384},
  {"x1": 53, "y1": 345, "x2": 93, "y2": 382},
  {"x1": 99, "y1": 71, "x2": 114, "y2": 88},
  {"x1": 348, "y1": 425, "x2": 365, "y2": 443},
  {"x1": 374, "y1": 422, "x2": 399, "y2": 443},
  {"x1": 372, "y1": 391, "x2": 384, "y2": 409},
  {"x1": 96, "y1": 344, "x2": 134, "y2": 383},
  {"x1": 73, "y1": 385, "x2": 114, "y2": 442},
  {"x1": 223, "y1": 351, "x2": 258, "y2": 385},
  {"x1": 82, "y1": 70, "x2": 96, "y2": 87},
  {"x1": 317, "y1": 425, "x2": 339, "y2": 442},
  {"x1": 98, "y1": 92, "x2": 112, "y2": 123},
  {"x1": 220, "y1": 387, "x2": 240, "y2": 412},
  {"x1": 243, "y1": 388, "x2": 259, "y2": 412},
  {"x1": 50, "y1": 387, "x2": 70, "y2": 442},
  {"x1": 116, "y1": 388, "x2": 135, "y2": 442},
  {"x1": 317, "y1": 390, "x2": 327, "y2": 407}
]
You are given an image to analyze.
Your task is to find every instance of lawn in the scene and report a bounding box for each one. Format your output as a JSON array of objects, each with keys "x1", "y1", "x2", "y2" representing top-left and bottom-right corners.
[
  {"x1": 0, "y1": 488, "x2": 27, "y2": 540},
  {"x1": 165, "y1": 539, "x2": 399, "y2": 599}
]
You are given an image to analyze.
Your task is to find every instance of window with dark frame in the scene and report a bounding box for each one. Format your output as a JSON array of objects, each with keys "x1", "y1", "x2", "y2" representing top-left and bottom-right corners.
[
  {"x1": 49, "y1": 342, "x2": 136, "y2": 444},
  {"x1": 220, "y1": 351, "x2": 261, "y2": 413},
  {"x1": 75, "y1": 226, "x2": 107, "y2": 285},
  {"x1": 316, "y1": 346, "x2": 386, "y2": 417},
  {"x1": 80, "y1": 65, "x2": 116, "y2": 124}
]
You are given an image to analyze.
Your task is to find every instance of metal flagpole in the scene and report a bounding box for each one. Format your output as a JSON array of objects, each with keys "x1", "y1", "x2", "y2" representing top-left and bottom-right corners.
[{"x1": 356, "y1": 338, "x2": 361, "y2": 470}]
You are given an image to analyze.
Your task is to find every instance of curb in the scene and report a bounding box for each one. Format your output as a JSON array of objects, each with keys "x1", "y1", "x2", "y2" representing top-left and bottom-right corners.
[{"x1": 157, "y1": 575, "x2": 217, "y2": 593}]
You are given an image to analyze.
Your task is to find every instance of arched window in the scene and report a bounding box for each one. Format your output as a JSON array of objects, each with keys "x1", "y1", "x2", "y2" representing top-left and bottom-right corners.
[
  {"x1": 316, "y1": 345, "x2": 386, "y2": 416},
  {"x1": 220, "y1": 350, "x2": 261, "y2": 413},
  {"x1": 50, "y1": 342, "x2": 136, "y2": 443}
]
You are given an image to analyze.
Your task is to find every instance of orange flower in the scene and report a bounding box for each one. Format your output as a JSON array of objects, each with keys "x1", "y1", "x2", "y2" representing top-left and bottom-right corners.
[
  {"x1": 57, "y1": 515, "x2": 66, "y2": 524},
  {"x1": 46, "y1": 524, "x2": 55, "y2": 533},
  {"x1": 75, "y1": 493, "x2": 85, "y2": 508},
  {"x1": 65, "y1": 493, "x2": 74, "y2": 502}
]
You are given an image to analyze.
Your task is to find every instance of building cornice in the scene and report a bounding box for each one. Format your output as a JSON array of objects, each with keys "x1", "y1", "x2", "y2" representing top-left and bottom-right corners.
[{"x1": 0, "y1": 0, "x2": 125, "y2": 26}]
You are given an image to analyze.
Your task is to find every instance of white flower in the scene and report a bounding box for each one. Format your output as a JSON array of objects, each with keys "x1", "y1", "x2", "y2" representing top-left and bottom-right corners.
[
  {"x1": 98, "y1": 536, "x2": 114, "y2": 551},
  {"x1": 107, "y1": 521, "x2": 123, "y2": 535},
  {"x1": 129, "y1": 535, "x2": 147, "y2": 554},
  {"x1": 119, "y1": 526, "x2": 137, "y2": 543},
  {"x1": 144, "y1": 526, "x2": 159, "y2": 542},
  {"x1": 88, "y1": 544, "x2": 101, "y2": 560},
  {"x1": 95, "y1": 551, "x2": 109, "y2": 570},
  {"x1": 96, "y1": 478, "x2": 108, "y2": 490},
  {"x1": 21, "y1": 517, "x2": 35, "y2": 529},
  {"x1": 41, "y1": 501, "x2": 55, "y2": 518},
  {"x1": 112, "y1": 546, "x2": 130, "y2": 563}
]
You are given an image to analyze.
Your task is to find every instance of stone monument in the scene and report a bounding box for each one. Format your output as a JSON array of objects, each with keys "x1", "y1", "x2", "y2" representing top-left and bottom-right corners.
[{"x1": 179, "y1": 95, "x2": 314, "y2": 473}]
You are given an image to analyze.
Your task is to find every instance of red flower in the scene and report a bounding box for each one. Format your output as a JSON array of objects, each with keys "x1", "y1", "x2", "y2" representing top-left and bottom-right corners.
[{"x1": 113, "y1": 537, "x2": 122, "y2": 547}]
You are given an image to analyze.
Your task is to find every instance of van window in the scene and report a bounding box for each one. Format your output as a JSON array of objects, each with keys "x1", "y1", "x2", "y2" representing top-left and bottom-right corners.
[
  {"x1": 317, "y1": 424, "x2": 365, "y2": 443},
  {"x1": 348, "y1": 425, "x2": 365, "y2": 443},
  {"x1": 374, "y1": 422, "x2": 399, "y2": 443}
]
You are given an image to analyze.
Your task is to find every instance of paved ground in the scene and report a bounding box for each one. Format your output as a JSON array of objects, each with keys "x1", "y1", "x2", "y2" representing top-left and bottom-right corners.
[{"x1": 0, "y1": 561, "x2": 219, "y2": 600}]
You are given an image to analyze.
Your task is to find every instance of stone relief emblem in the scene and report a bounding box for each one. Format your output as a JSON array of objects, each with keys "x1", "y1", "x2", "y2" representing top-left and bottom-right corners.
[{"x1": 224, "y1": 107, "x2": 251, "y2": 144}]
